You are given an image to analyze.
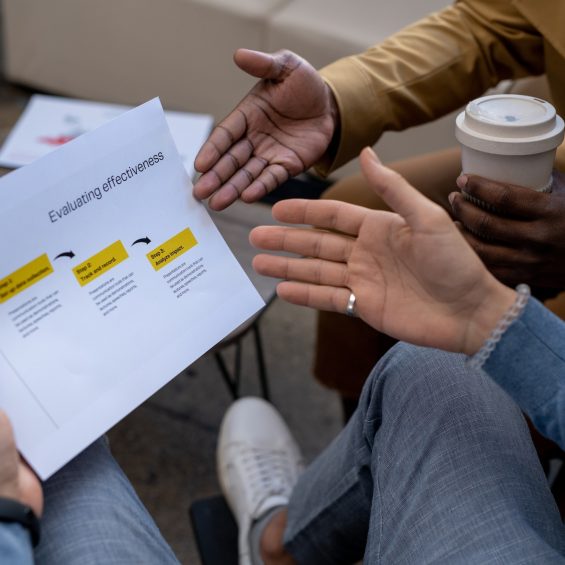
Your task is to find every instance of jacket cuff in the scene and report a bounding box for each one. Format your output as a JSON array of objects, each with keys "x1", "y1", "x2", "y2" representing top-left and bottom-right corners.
[
  {"x1": 481, "y1": 298, "x2": 565, "y2": 444},
  {"x1": 316, "y1": 58, "x2": 386, "y2": 175}
]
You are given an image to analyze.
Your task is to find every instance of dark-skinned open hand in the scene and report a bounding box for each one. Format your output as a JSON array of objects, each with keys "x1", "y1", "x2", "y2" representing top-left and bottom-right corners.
[
  {"x1": 449, "y1": 171, "x2": 565, "y2": 300},
  {"x1": 193, "y1": 49, "x2": 337, "y2": 210}
]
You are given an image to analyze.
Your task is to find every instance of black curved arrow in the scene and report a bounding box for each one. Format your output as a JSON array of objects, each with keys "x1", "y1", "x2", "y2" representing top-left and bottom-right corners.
[
  {"x1": 131, "y1": 237, "x2": 151, "y2": 246},
  {"x1": 54, "y1": 251, "x2": 75, "y2": 260}
]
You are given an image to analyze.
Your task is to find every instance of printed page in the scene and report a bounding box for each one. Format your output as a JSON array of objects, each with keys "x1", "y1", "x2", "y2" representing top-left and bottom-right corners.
[
  {"x1": 0, "y1": 99, "x2": 264, "y2": 479},
  {"x1": 0, "y1": 94, "x2": 213, "y2": 178}
]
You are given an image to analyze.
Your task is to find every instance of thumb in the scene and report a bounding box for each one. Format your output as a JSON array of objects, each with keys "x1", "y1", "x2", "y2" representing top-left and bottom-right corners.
[
  {"x1": 18, "y1": 461, "x2": 43, "y2": 518},
  {"x1": 234, "y1": 48, "x2": 297, "y2": 81},
  {"x1": 360, "y1": 147, "x2": 439, "y2": 231}
]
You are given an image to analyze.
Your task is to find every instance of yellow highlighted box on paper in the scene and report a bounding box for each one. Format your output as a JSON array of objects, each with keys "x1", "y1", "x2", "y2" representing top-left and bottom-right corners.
[
  {"x1": 147, "y1": 228, "x2": 198, "y2": 271},
  {"x1": 73, "y1": 241, "x2": 128, "y2": 286},
  {"x1": 0, "y1": 254, "x2": 54, "y2": 304}
]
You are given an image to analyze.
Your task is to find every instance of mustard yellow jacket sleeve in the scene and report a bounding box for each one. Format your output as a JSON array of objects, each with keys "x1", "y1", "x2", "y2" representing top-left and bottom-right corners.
[{"x1": 317, "y1": 0, "x2": 545, "y2": 174}]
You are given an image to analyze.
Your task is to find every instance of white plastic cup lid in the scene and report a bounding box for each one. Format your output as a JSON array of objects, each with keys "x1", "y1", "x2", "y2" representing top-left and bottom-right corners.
[{"x1": 455, "y1": 94, "x2": 564, "y2": 155}]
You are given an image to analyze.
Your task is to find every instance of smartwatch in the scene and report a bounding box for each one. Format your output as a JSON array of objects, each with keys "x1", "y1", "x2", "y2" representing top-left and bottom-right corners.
[{"x1": 0, "y1": 497, "x2": 40, "y2": 547}]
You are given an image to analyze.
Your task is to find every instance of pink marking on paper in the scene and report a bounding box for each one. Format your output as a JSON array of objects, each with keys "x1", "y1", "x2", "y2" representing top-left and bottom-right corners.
[{"x1": 38, "y1": 134, "x2": 77, "y2": 146}]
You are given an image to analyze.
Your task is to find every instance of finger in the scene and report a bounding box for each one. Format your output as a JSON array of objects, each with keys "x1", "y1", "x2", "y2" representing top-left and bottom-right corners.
[
  {"x1": 460, "y1": 229, "x2": 538, "y2": 268},
  {"x1": 359, "y1": 147, "x2": 448, "y2": 232},
  {"x1": 18, "y1": 461, "x2": 43, "y2": 518},
  {"x1": 204, "y1": 139, "x2": 256, "y2": 186},
  {"x1": 253, "y1": 254, "x2": 349, "y2": 287},
  {"x1": 276, "y1": 280, "x2": 351, "y2": 313},
  {"x1": 234, "y1": 49, "x2": 301, "y2": 81},
  {"x1": 240, "y1": 163, "x2": 290, "y2": 203},
  {"x1": 193, "y1": 110, "x2": 247, "y2": 177},
  {"x1": 450, "y1": 192, "x2": 534, "y2": 244},
  {"x1": 457, "y1": 174, "x2": 548, "y2": 219},
  {"x1": 250, "y1": 226, "x2": 354, "y2": 261},
  {"x1": 0, "y1": 411, "x2": 16, "y2": 457},
  {"x1": 207, "y1": 156, "x2": 268, "y2": 210},
  {"x1": 270, "y1": 199, "x2": 369, "y2": 236},
  {"x1": 0, "y1": 411, "x2": 18, "y2": 494}
]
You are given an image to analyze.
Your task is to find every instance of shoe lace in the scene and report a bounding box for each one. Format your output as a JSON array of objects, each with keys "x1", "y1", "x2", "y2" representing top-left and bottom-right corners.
[{"x1": 239, "y1": 445, "x2": 297, "y2": 512}]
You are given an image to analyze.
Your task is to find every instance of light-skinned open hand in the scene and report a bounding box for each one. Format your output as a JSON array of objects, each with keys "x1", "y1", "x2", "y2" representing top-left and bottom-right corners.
[
  {"x1": 193, "y1": 49, "x2": 337, "y2": 210},
  {"x1": 251, "y1": 148, "x2": 517, "y2": 356}
]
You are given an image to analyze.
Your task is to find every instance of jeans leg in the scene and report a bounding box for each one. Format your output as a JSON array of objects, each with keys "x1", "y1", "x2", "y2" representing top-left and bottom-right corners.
[
  {"x1": 35, "y1": 437, "x2": 179, "y2": 565},
  {"x1": 284, "y1": 343, "x2": 565, "y2": 564}
]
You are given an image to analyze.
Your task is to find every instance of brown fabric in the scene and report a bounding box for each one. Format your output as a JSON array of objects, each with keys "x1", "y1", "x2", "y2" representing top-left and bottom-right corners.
[
  {"x1": 315, "y1": 311, "x2": 398, "y2": 399},
  {"x1": 316, "y1": 0, "x2": 565, "y2": 176},
  {"x1": 545, "y1": 293, "x2": 565, "y2": 320}
]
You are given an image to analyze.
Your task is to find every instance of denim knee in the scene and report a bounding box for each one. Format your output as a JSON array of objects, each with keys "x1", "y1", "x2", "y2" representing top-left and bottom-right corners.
[{"x1": 358, "y1": 342, "x2": 521, "y2": 436}]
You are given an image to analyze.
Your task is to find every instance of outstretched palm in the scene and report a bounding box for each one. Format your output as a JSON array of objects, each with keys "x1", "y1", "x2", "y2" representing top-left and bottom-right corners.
[
  {"x1": 343, "y1": 205, "x2": 489, "y2": 351},
  {"x1": 250, "y1": 148, "x2": 516, "y2": 355},
  {"x1": 193, "y1": 49, "x2": 336, "y2": 210}
]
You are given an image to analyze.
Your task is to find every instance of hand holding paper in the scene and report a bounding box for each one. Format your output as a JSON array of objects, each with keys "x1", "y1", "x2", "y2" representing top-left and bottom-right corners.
[{"x1": 0, "y1": 99, "x2": 263, "y2": 479}]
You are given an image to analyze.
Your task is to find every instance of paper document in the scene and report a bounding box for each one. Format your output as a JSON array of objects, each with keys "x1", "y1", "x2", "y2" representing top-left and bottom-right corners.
[
  {"x1": 0, "y1": 94, "x2": 213, "y2": 178},
  {"x1": 0, "y1": 99, "x2": 264, "y2": 479}
]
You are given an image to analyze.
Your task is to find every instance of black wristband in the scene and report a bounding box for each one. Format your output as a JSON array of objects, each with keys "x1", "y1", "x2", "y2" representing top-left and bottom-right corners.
[{"x1": 0, "y1": 497, "x2": 40, "y2": 547}]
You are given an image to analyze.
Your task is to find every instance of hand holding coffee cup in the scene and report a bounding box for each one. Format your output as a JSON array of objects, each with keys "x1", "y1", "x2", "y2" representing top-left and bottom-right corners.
[
  {"x1": 450, "y1": 95, "x2": 565, "y2": 295},
  {"x1": 456, "y1": 94, "x2": 564, "y2": 193}
]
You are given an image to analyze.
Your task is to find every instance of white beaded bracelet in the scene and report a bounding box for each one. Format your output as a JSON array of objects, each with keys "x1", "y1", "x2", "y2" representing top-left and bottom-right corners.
[{"x1": 468, "y1": 284, "x2": 531, "y2": 369}]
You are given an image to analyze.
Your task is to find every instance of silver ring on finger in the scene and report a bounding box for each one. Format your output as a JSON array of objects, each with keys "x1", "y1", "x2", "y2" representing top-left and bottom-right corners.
[{"x1": 345, "y1": 291, "x2": 357, "y2": 317}]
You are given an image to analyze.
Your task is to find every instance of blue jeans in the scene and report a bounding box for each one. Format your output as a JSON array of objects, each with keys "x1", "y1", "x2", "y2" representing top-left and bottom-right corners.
[
  {"x1": 35, "y1": 437, "x2": 179, "y2": 564},
  {"x1": 284, "y1": 344, "x2": 565, "y2": 563},
  {"x1": 34, "y1": 344, "x2": 565, "y2": 563}
]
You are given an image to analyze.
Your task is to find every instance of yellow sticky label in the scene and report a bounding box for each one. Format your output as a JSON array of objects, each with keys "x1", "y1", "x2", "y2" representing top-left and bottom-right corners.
[
  {"x1": 146, "y1": 228, "x2": 198, "y2": 271},
  {"x1": 73, "y1": 241, "x2": 128, "y2": 286},
  {"x1": 0, "y1": 254, "x2": 54, "y2": 304}
]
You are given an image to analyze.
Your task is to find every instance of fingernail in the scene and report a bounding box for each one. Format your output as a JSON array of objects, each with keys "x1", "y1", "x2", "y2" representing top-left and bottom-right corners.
[
  {"x1": 448, "y1": 192, "x2": 457, "y2": 206},
  {"x1": 364, "y1": 147, "x2": 381, "y2": 164},
  {"x1": 456, "y1": 175, "x2": 468, "y2": 189}
]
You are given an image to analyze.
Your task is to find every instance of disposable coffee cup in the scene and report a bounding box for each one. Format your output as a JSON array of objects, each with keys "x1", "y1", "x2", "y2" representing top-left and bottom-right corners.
[{"x1": 455, "y1": 94, "x2": 565, "y2": 192}]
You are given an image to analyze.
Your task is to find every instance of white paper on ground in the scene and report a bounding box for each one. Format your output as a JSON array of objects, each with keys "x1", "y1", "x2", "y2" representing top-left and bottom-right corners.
[
  {"x1": 0, "y1": 94, "x2": 214, "y2": 178},
  {"x1": 0, "y1": 98, "x2": 264, "y2": 479}
]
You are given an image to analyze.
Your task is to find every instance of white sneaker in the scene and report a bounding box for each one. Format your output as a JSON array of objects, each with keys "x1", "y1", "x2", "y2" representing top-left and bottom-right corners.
[{"x1": 217, "y1": 397, "x2": 304, "y2": 565}]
